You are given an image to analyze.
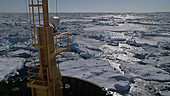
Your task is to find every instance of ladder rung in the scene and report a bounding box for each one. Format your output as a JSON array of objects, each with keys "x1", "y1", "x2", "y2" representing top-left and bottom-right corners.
[
  {"x1": 29, "y1": 4, "x2": 43, "y2": 7},
  {"x1": 29, "y1": 79, "x2": 48, "y2": 83},
  {"x1": 53, "y1": 32, "x2": 69, "y2": 37}
]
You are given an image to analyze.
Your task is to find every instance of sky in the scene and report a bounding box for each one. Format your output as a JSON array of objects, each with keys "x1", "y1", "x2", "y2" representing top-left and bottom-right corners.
[{"x1": 0, "y1": 0, "x2": 170, "y2": 13}]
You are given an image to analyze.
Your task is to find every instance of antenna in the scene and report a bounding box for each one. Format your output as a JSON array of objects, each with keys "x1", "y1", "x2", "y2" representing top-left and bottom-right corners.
[
  {"x1": 56, "y1": 0, "x2": 58, "y2": 16},
  {"x1": 26, "y1": 0, "x2": 69, "y2": 96}
]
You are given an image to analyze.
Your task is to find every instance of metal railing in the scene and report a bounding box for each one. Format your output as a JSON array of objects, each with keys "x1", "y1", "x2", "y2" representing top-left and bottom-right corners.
[
  {"x1": 28, "y1": 0, "x2": 43, "y2": 47},
  {"x1": 54, "y1": 31, "x2": 69, "y2": 48},
  {"x1": 49, "y1": 31, "x2": 69, "y2": 59},
  {"x1": 27, "y1": 61, "x2": 49, "y2": 86},
  {"x1": 27, "y1": 0, "x2": 69, "y2": 50}
]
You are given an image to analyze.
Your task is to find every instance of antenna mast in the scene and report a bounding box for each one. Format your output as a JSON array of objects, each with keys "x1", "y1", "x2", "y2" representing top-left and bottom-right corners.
[
  {"x1": 27, "y1": 0, "x2": 69, "y2": 96},
  {"x1": 56, "y1": 0, "x2": 58, "y2": 16}
]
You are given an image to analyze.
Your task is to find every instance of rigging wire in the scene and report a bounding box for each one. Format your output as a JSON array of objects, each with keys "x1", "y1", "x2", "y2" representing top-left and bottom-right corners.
[
  {"x1": 25, "y1": 0, "x2": 32, "y2": 46},
  {"x1": 25, "y1": 0, "x2": 29, "y2": 28},
  {"x1": 56, "y1": 0, "x2": 58, "y2": 16},
  {"x1": 24, "y1": 0, "x2": 35, "y2": 63},
  {"x1": 25, "y1": 0, "x2": 32, "y2": 39},
  {"x1": 24, "y1": 0, "x2": 32, "y2": 45}
]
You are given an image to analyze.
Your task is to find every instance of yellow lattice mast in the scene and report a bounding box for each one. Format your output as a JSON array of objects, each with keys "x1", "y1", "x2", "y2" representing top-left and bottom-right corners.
[{"x1": 26, "y1": 0, "x2": 69, "y2": 96}]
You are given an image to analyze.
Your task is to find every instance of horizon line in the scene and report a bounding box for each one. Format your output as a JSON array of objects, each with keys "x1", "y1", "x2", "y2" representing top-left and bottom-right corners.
[{"x1": 0, "y1": 11, "x2": 170, "y2": 14}]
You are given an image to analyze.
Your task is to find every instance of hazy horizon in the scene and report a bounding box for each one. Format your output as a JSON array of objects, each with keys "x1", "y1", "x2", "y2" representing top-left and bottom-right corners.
[
  {"x1": 0, "y1": 12, "x2": 170, "y2": 14},
  {"x1": 0, "y1": 0, "x2": 170, "y2": 13}
]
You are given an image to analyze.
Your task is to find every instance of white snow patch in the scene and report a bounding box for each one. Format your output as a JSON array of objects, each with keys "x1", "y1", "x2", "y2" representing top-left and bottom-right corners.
[
  {"x1": 0, "y1": 58, "x2": 24, "y2": 80},
  {"x1": 61, "y1": 19, "x2": 92, "y2": 22},
  {"x1": 60, "y1": 59, "x2": 121, "y2": 88},
  {"x1": 121, "y1": 64, "x2": 170, "y2": 82},
  {"x1": 84, "y1": 24, "x2": 146, "y2": 32},
  {"x1": 8, "y1": 49, "x2": 30, "y2": 56}
]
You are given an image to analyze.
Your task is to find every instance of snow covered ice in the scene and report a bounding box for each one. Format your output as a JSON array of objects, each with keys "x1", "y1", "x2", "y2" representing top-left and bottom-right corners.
[{"x1": 0, "y1": 12, "x2": 170, "y2": 96}]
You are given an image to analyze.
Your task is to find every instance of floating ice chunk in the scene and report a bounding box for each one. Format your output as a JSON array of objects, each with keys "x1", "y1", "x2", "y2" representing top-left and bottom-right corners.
[
  {"x1": 60, "y1": 59, "x2": 121, "y2": 88},
  {"x1": 121, "y1": 64, "x2": 170, "y2": 82},
  {"x1": 7, "y1": 49, "x2": 31, "y2": 58},
  {"x1": 159, "y1": 90, "x2": 170, "y2": 96},
  {"x1": 84, "y1": 24, "x2": 146, "y2": 32},
  {"x1": 0, "y1": 58, "x2": 24, "y2": 81},
  {"x1": 80, "y1": 51, "x2": 92, "y2": 59},
  {"x1": 114, "y1": 81, "x2": 130, "y2": 94}
]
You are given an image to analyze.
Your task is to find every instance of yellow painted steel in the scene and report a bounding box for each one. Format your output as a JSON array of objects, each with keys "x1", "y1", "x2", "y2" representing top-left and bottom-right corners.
[{"x1": 27, "y1": 0, "x2": 69, "y2": 96}]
